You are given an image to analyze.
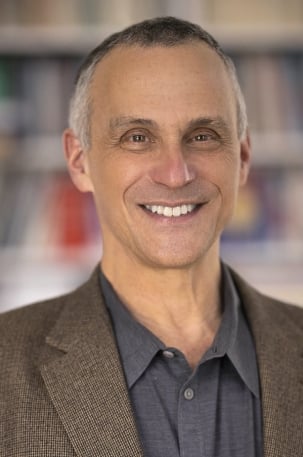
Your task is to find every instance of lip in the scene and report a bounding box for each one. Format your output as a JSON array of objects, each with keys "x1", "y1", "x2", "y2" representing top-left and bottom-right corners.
[{"x1": 139, "y1": 200, "x2": 202, "y2": 207}]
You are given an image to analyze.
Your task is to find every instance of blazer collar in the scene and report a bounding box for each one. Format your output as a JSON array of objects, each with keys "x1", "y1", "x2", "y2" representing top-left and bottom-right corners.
[
  {"x1": 38, "y1": 267, "x2": 144, "y2": 457},
  {"x1": 231, "y1": 269, "x2": 303, "y2": 457}
]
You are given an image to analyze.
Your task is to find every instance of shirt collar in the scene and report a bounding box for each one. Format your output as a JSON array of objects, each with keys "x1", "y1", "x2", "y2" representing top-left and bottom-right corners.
[
  {"x1": 218, "y1": 264, "x2": 260, "y2": 398},
  {"x1": 99, "y1": 272, "x2": 163, "y2": 388},
  {"x1": 99, "y1": 264, "x2": 260, "y2": 398}
]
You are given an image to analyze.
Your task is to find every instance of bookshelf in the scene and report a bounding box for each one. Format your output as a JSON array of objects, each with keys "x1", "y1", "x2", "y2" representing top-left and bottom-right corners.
[
  {"x1": 0, "y1": 23, "x2": 303, "y2": 54},
  {"x1": 0, "y1": 0, "x2": 302, "y2": 311}
]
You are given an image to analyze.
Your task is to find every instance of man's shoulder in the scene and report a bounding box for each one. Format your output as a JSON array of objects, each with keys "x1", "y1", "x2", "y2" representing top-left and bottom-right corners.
[
  {"x1": 0, "y1": 295, "x2": 68, "y2": 395},
  {"x1": 229, "y1": 266, "x2": 303, "y2": 333},
  {"x1": 0, "y1": 267, "x2": 100, "y2": 341},
  {"x1": 0, "y1": 292, "x2": 72, "y2": 352},
  {"x1": 256, "y1": 292, "x2": 303, "y2": 331}
]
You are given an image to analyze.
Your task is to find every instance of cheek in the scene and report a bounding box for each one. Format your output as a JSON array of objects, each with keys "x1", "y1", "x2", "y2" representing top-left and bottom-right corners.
[
  {"x1": 89, "y1": 156, "x2": 142, "y2": 213},
  {"x1": 206, "y1": 159, "x2": 242, "y2": 215},
  {"x1": 202, "y1": 154, "x2": 240, "y2": 189},
  {"x1": 220, "y1": 173, "x2": 241, "y2": 204},
  {"x1": 221, "y1": 173, "x2": 242, "y2": 217}
]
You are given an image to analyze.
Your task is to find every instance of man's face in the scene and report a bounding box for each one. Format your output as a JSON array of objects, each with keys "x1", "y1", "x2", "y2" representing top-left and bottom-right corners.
[{"x1": 75, "y1": 43, "x2": 250, "y2": 269}]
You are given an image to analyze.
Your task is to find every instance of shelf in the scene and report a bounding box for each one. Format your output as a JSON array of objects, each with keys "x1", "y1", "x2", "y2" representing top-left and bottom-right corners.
[
  {"x1": 1, "y1": 240, "x2": 302, "y2": 265},
  {"x1": 2, "y1": 132, "x2": 303, "y2": 172},
  {"x1": 0, "y1": 25, "x2": 118, "y2": 55},
  {"x1": 0, "y1": 24, "x2": 303, "y2": 55},
  {"x1": 0, "y1": 260, "x2": 97, "y2": 313},
  {"x1": 0, "y1": 246, "x2": 301, "y2": 312},
  {"x1": 0, "y1": 245, "x2": 101, "y2": 270},
  {"x1": 223, "y1": 241, "x2": 303, "y2": 306},
  {"x1": 208, "y1": 24, "x2": 303, "y2": 52},
  {"x1": 250, "y1": 132, "x2": 303, "y2": 167},
  {"x1": 0, "y1": 246, "x2": 100, "y2": 312},
  {"x1": 221, "y1": 240, "x2": 303, "y2": 265},
  {"x1": 6, "y1": 135, "x2": 66, "y2": 172},
  {"x1": 1, "y1": 241, "x2": 302, "y2": 269},
  {"x1": 225, "y1": 258, "x2": 303, "y2": 306}
]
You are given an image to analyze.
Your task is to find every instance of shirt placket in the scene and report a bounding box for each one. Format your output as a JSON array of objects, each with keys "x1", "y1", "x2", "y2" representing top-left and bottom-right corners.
[{"x1": 177, "y1": 369, "x2": 205, "y2": 457}]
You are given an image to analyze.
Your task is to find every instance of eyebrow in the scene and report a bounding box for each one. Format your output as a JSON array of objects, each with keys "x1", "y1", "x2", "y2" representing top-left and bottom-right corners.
[
  {"x1": 109, "y1": 115, "x2": 230, "y2": 133},
  {"x1": 109, "y1": 116, "x2": 158, "y2": 131},
  {"x1": 186, "y1": 116, "x2": 230, "y2": 133}
]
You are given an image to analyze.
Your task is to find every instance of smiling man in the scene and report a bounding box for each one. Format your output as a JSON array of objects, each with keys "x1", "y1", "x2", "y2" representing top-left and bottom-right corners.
[{"x1": 1, "y1": 17, "x2": 302, "y2": 457}]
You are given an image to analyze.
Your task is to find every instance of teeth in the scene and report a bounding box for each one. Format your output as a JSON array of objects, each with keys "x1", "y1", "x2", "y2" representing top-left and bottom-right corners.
[
  {"x1": 172, "y1": 206, "x2": 181, "y2": 217},
  {"x1": 163, "y1": 207, "x2": 173, "y2": 217},
  {"x1": 145, "y1": 204, "x2": 196, "y2": 217},
  {"x1": 181, "y1": 204, "x2": 188, "y2": 215}
]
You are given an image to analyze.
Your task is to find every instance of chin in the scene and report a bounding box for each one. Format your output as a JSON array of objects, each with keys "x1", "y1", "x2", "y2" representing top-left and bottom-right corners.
[{"x1": 141, "y1": 247, "x2": 209, "y2": 270}]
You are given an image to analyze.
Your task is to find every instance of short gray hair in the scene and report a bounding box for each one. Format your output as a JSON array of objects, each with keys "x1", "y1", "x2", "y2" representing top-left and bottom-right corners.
[{"x1": 69, "y1": 17, "x2": 248, "y2": 149}]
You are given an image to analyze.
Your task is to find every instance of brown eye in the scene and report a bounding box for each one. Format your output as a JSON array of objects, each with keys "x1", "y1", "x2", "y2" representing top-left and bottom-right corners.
[
  {"x1": 194, "y1": 134, "x2": 212, "y2": 141},
  {"x1": 186, "y1": 130, "x2": 221, "y2": 152},
  {"x1": 120, "y1": 129, "x2": 155, "y2": 152},
  {"x1": 131, "y1": 134, "x2": 147, "y2": 142}
]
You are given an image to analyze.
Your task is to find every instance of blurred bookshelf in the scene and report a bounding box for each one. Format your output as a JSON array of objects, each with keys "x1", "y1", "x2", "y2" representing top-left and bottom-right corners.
[{"x1": 0, "y1": 0, "x2": 302, "y2": 311}]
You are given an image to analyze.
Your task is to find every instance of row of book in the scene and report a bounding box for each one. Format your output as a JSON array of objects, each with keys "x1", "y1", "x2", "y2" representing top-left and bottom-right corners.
[
  {"x1": 0, "y1": 53, "x2": 303, "y2": 138},
  {"x1": 0, "y1": 0, "x2": 302, "y2": 25},
  {"x1": 223, "y1": 168, "x2": 303, "y2": 242},
  {"x1": 0, "y1": 169, "x2": 302, "y2": 251},
  {"x1": 0, "y1": 172, "x2": 101, "y2": 253},
  {"x1": 0, "y1": 0, "x2": 168, "y2": 26},
  {"x1": 233, "y1": 54, "x2": 303, "y2": 133},
  {"x1": 0, "y1": 57, "x2": 77, "y2": 136}
]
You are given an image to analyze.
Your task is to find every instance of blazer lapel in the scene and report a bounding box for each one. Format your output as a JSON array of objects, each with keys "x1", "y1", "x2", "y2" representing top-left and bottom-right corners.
[
  {"x1": 232, "y1": 270, "x2": 303, "y2": 457},
  {"x1": 39, "y1": 269, "x2": 144, "y2": 457}
]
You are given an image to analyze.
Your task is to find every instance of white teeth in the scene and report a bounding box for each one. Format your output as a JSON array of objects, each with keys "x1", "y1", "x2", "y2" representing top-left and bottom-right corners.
[
  {"x1": 172, "y1": 206, "x2": 181, "y2": 217},
  {"x1": 163, "y1": 207, "x2": 173, "y2": 217},
  {"x1": 145, "y1": 204, "x2": 196, "y2": 217},
  {"x1": 181, "y1": 204, "x2": 188, "y2": 215}
]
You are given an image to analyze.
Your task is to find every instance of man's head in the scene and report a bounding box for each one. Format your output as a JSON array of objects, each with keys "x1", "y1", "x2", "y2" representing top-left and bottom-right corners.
[
  {"x1": 69, "y1": 17, "x2": 247, "y2": 150},
  {"x1": 64, "y1": 17, "x2": 251, "y2": 272}
]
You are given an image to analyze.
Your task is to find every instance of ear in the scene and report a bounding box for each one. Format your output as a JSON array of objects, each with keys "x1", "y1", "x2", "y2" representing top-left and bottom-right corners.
[
  {"x1": 239, "y1": 130, "x2": 251, "y2": 186},
  {"x1": 63, "y1": 128, "x2": 94, "y2": 193}
]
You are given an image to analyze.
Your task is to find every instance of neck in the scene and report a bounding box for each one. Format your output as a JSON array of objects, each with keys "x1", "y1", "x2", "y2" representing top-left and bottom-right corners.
[{"x1": 101, "y1": 248, "x2": 223, "y2": 368}]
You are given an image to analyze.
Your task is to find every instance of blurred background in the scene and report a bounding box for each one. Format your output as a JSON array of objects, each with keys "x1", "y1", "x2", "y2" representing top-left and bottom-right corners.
[{"x1": 0, "y1": 0, "x2": 302, "y2": 311}]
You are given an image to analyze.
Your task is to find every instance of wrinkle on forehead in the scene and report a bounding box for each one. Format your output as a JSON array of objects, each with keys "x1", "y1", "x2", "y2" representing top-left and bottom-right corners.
[{"x1": 108, "y1": 115, "x2": 231, "y2": 135}]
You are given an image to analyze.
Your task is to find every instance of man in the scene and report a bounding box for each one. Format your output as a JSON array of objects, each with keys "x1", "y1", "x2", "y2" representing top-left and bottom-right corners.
[{"x1": 0, "y1": 17, "x2": 302, "y2": 457}]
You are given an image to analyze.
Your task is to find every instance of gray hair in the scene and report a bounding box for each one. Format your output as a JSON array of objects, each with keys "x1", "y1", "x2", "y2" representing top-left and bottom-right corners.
[{"x1": 69, "y1": 17, "x2": 248, "y2": 149}]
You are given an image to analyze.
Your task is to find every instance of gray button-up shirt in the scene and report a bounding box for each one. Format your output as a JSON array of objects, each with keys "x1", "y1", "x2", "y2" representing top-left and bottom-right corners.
[{"x1": 100, "y1": 264, "x2": 263, "y2": 457}]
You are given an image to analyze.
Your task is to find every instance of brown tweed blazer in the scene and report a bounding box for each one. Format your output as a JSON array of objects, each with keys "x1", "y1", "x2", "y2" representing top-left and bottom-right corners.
[{"x1": 0, "y1": 266, "x2": 302, "y2": 457}]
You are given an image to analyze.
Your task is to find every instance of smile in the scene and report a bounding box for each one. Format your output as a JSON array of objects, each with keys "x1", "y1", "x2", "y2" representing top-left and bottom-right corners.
[{"x1": 144, "y1": 204, "x2": 197, "y2": 217}]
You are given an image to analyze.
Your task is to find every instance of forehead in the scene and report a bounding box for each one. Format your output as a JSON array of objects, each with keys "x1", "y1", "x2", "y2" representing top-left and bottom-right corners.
[{"x1": 89, "y1": 43, "x2": 236, "y2": 124}]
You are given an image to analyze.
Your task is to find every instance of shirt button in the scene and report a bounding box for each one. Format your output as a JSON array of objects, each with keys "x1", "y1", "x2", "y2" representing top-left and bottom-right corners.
[
  {"x1": 162, "y1": 350, "x2": 175, "y2": 359},
  {"x1": 184, "y1": 387, "x2": 195, "y2": 400}
]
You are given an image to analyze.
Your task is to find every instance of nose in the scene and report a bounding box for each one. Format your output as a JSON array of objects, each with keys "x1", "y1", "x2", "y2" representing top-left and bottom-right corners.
[{"x1": 148, "y1": 145, "x2": 196, "y2": 188}]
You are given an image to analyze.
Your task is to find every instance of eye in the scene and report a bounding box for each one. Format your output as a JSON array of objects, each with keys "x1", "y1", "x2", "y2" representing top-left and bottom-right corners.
[
  {"x1": 120, "y1": 129, "x2": 154, "y2": 151},
  {"x1": 130, "y1": 134, "x2": 147, "y2": 142},
  {"x1": 193, "y1": 133, "x2": 213, "y2": 142},
  {"x1": 186, "y1": 130, "x2": 220, "y2": 151}
]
